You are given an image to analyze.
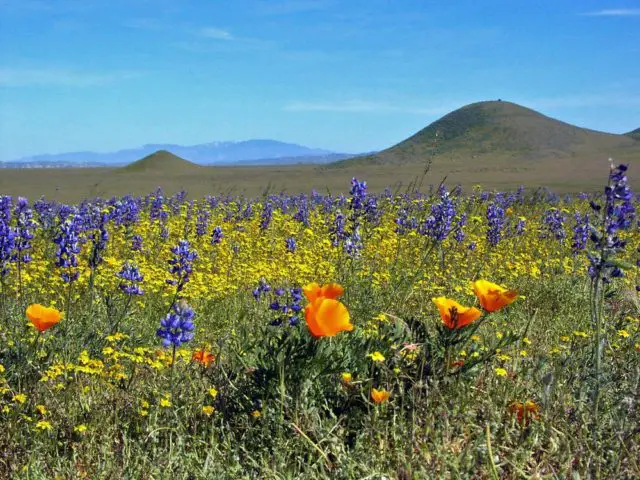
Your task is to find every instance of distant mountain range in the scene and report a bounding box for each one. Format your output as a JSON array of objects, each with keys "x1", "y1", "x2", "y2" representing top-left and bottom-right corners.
[{"x1": 1, "y1": 139, "x2": 356, "y2": 168}]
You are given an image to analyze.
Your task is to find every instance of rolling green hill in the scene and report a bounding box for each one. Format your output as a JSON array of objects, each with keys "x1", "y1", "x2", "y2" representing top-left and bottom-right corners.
[
  {"x1": 336, "y1": 100, "x2": 639, "y2": 166},
  {"x1": 627, "y1": 128, "x2": 640, "y2": 140}
]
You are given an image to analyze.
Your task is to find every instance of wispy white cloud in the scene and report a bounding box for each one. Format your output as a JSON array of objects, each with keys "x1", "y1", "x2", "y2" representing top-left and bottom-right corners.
[
  {"x1": 284, "y1": 100, "x2": 453, "y2": 115},
  {"x1": 581, "y1": 8, "x2": 640, "y2": 16},
  {"x1": 0, "y1": 67, "x2": 142, "y2": 87},
  {"x1": 197, "y1": 27, "x2": 234, "y2": 40}
]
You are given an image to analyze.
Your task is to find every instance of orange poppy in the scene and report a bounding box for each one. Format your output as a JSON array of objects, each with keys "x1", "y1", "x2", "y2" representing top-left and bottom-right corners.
[
  {"x1": 192, "y1": 348, "x2": 216, "y2": 367},
  {"x1": 302, "y1": 282, "x2": 344, "y2": 303},
  {"x1": 26, "y1": 304, "x2": 62, "y2": 333},
  {"x1": 305, "y1": 297, "x2": 353, "y2": 338},
  {"x1": 432, "y1": 297, "x2": 482, "y2": 329},
  {"x1": 472, "y1": 280, "x2": 518, "y2": 312},
  {"x1": 508, "y1": 400, "x2": 540, "y2": 425},
  {"x1": 371, "y1": 388, "x2": 390, "y2": 404}
]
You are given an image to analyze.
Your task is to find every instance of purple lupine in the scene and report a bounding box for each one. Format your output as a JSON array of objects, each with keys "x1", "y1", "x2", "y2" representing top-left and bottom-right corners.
[
  {"x1": 131, "y1": 234, "x2": 143, "y2": 251},
  {"x1": 196, "y1": 209, "x2": 210, "y2": 237},
  {"x1": 111, "y1": 195, "x2": 140, "y2": 227},
  {"x1": 53, "y1": 215, "x2": 83, "y2": 283},
  {"x1": 0, "y1": 197, "x2": 16, "y2": 277},
  {"x1": 252, "y1": 278, "x2": 271, "y2": 300},
  {"x1": 260, "y1": 202, "x2": 273, "y2": 230},
  {"x1": 486, "y1": 202, "x2": 505, "y2": 247},
  {"x1": 285, "y1": 237, "x2": 296, "y2": 253},
  {"x1": 211, "y1": 226, "x2": 224, "y2": 245},
  {"x1": 329, "y1": 212, "x2": 347, "y2": 247},
  {"x1": 157, "y1": 300, "x2": 195, "y2": 347},
  {"x1": 88, "y1": 212, "x2": 109, "y2": 271},
  {"x1": 293, "y1": 197, "x2": 310, "y2": 227},
  {"x1": 572, "y1": 213, "x2": 589, "y2": 253},
  {"x1": 33, "y1": 198, "x2": 57, "y2": 230},
  {"x1": 541, "y1": 208, "x2": 566, "y2": 244},
  {"x1": 349, "y1": 178, "x2": 367, "y2": 216},
  {"x1": 260, "y1": 285, "x2": 304, "y2": 327},
  {"x1": 150, "y1": 189, "x2": 165, "y2": 221},
  {"x1": 241, "y1": 203, "x2": 254, "y2": 221},
  {"x1": 364, "y1": 197, "x2": 379, "y2": 226},
  {"x1": 395, "y1": 207, "x2": 410, "y2": 235},
  {"x1": 421, "y1": 188, "x2": 456, "y2": 242},
  {"x1": 587, "y1": 164, "x2": 636, "y2": 281},
  {"x1": 343, "y1": 227, "x2": 363, "y2": 256},
  {"x1": 12, "y1": 197, "x2": 35, "y2": 265},
  {"x1": 454, "y1": 213, "x2": 467, "y2": 243},
  {"x1": 166, "y1": 239, "x2": 198, "y2": 294},
  {"x1": 116, "y1": 262, "x2": 144, "y2": 296}
]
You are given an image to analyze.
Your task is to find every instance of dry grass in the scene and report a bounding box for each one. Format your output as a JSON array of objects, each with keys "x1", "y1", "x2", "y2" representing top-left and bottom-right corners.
[{"x1": 1, "y1": 149, "x2": 639, "y2": 203}]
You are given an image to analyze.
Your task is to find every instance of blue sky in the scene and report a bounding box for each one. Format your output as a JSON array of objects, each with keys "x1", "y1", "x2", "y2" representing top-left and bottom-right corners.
[{"x1": 0, "y1": 0, "x2": 639, "y2": 161}]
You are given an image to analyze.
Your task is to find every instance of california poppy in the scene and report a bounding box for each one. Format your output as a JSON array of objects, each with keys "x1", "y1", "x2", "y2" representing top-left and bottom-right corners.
[
  {"x1": 472, "y1": 280, "x2": 518, "y2": 312},
  {"x1": 371, "y1": 388, "x2": 390, "y2": 404},
  {"x1": 305, "y1": 297, "x2": 353, "y2": 337},
  {"x1": 192, "y1": 348, "x2": 216, "y2": 367},
  {"x1": 302, "y1": 282, "x2": 344, "y2": 303},
  {"x1": 432, "y1": 297, "x2": 481, "y2": 329},
  {"x1": 508, "y1": 400, "x2": 540, "y2": 425},
  {"x1": 26, "y1": 304, "x2": 62, "y2": 333}
]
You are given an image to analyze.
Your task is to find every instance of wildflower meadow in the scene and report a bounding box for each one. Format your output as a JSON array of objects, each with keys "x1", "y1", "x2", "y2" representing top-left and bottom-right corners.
[{"x1": 0, "y1": 166, "x2": 639, "y2": 478}]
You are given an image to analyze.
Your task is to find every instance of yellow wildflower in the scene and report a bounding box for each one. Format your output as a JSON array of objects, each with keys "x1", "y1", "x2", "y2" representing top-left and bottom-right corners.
[
  {"x1": 35, "y1": 420, "x2": 53, "y2": 431},
  {"x1": 13, "y1": 393, "x2": 27, "y2": 404},
  {"x1": 202, "y1": 406, "x2": 215, "y2": 416},
  {"x1": 368, "y1": 351, "x2": 385, "y2": 362}
]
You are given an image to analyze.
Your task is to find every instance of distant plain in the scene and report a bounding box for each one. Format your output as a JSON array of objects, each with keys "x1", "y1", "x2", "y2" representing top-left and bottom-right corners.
[{"x1": 2, "y1": 101, "x2": 638, "y2": 203}]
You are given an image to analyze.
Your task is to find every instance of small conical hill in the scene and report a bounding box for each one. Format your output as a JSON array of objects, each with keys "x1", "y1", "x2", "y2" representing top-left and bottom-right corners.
[{"x1": 118, "y1": 150, "x2": 201, "y2": 173}]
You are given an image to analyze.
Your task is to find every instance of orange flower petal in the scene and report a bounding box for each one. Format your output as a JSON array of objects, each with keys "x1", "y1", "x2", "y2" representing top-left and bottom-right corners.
[
  {"x1": 305, "y1": 298, "x2": 352, "y2": 337},
  {"x1": 473, "y1": 280, "x2": 518, "y2": 312},
  {"x1": 371, "y1": 388, "x2": 390, "y2": 404},
  {"x1": 319, "y1": 283, "x2": 344, "y2": 300},
  {"x1": 432, "y1": 297, "x2": 481, "y2": 329},
  {"x1": 192, "y1": 349, "x2": 215, "y2": 367},
  {"x1": 26, "y1": 304, "x2": 62, "y2": 333},
  {"x1": 303, "y1": 282, "x2": 322, "y2": 303},
  {"x1": 304, "y1": 301, "x2": 325, "y2": 338},
  {"x1": 315, "y1": 298, "x2": 352, "y2": 336},
  {"x1": 303, "y1": 282, "x2": 344, "y2": 303}
]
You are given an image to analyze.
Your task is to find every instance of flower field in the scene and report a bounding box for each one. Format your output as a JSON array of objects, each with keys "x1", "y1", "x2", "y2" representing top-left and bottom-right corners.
[{"x1": 0, "y1": 168, "x2": 639, "y2": 478}]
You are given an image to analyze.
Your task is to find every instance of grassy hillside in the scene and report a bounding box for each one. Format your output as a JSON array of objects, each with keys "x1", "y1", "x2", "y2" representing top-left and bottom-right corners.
[
  {"x1": 336, "y1": 100, "x2": 638, "y2": 166},
  {"x1": 118, "y1": 150, "x2": 201, "y2": 174},
  {"x1": 627, "y1": 128, "x2": 640, "y2": 140}
]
